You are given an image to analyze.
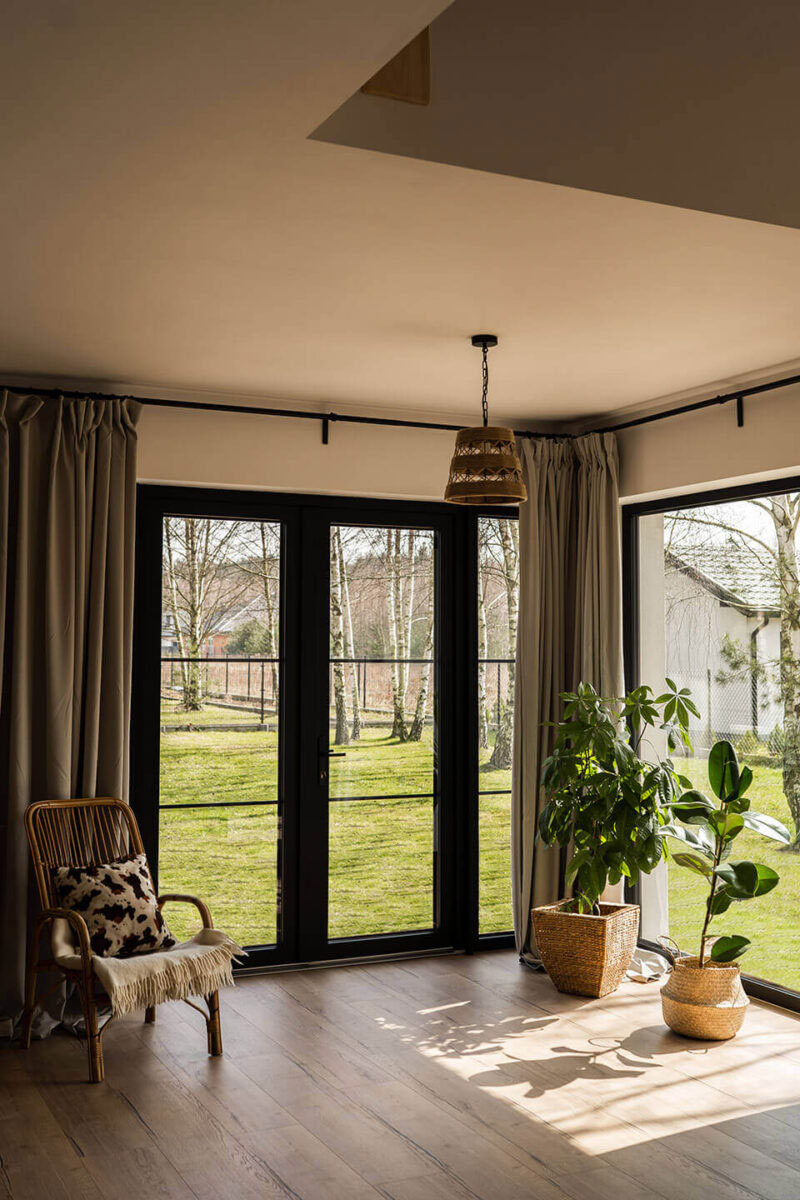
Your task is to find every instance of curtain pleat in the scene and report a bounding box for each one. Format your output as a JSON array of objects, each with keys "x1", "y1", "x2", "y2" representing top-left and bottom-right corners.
[
  {"x1": 0, "y1": 391, "x2": 140, "y2": 1030},
  {"x1": 512, "y1": 433, "x2": 623, "y2": 959}
]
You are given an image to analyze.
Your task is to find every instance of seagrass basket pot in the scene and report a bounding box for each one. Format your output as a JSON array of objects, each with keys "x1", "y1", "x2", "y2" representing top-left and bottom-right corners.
[
  {"x1": 530, "y1": 901, "x2": 639, "y2": 998},
  {"x1": 661, "y1": 956, "x2": 749, "y2": 1040}
]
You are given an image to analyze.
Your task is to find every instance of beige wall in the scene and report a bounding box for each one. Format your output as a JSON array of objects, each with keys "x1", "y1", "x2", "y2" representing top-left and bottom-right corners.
[
  {"x1": 617, "y1": 382, "x2": 800, "y2": 502},
  {"x1": 137, "y1": 380, "x2": 800, "y2": 504},
  {"x1": 137, "y1": 403, "x2": 456, "y2": 501}
]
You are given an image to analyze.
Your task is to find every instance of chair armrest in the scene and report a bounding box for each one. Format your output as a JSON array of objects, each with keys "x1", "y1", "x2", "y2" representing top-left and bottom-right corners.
[
  {"x1": 39, "y1": 907, "x2": 93, "y2": 963},
  {"x1": 157, "y1": 893, "x2": 214, "y2": 929}
]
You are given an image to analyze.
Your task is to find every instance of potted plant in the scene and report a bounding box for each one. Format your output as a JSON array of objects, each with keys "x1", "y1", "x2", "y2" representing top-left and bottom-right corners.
[
  {"x1": 660, "y1": 739, "x2": 791, "y2": 1039},
  {"x1": 534, "y1": 680, "x2": 697, "y2": 998}
]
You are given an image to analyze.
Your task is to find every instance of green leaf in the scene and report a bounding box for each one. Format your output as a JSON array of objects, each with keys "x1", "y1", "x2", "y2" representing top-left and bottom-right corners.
[
  {"x1": 670, "y1": 792, "x2": 715, "y2": 824},
  {"x1": 665, "y1": 677, "x2": 677, "y2": 691},
  {"x1": 741, "y1": 810, "x2": 792, "y2": 845},
  {"x1": 710, "y1": 888, "x2": 733, "y2": 916},
  {"x1": 662, "y1": 822, "x2": 715, "y2": 857},
  {"x1": 565, "y1": 850, "x2": 588, "y2": 886},
  {"x1": 671, "y1": 852, "x2": 712, "y2": 878},
  {"x1": 708, "y1": 741, "x2": 740, "y2": 802},
  {"x1": 715, "y1": 861, "x2": 779, "y2": 899},
  {"x1": 709, "y1": 811, "x2": 745, "y2": 843},
  {"x1": 710, "y1": 935, "x2": 751, "y2": 963},
  {"x1": 738, "y1": 766, "x2": 753, "y2": 796}
]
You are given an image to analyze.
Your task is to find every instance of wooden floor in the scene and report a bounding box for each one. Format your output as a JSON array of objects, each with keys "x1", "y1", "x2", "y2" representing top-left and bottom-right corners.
[{"x1": 4, "y1": 952, "x2": 800, "y2": 1199}]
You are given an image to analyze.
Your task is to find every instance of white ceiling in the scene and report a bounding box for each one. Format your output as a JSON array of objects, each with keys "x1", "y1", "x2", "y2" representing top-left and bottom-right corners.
[{"x1": 2, "y1": 1, "x2": 800, "y2": 426}]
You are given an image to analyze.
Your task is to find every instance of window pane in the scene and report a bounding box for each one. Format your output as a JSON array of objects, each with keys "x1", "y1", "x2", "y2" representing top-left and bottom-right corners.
[
  {"x1": 478, "y1": 516, "x2": 518, "y2": 934},
  {"x1": 159, "y1": 725, "x2": 279, "y2": 806},
  {"x1": 159, "y1": 805, "x2": 278, "y2": 947},
  {"x1": 159, "y1": 517, "x2": 282, "y2": 950},
  {"x1": 479, "y1": 793, "x2": 513, "y2": 934},
  {"x1": 638, "y1": 501, "x2": 800, "y2": 990},
  {"x1": 328, "y1": 524, "x2": 436, "y2": 939},
  {"x1": 329, "y1": 797, "x2": 434, "y2": 937}
]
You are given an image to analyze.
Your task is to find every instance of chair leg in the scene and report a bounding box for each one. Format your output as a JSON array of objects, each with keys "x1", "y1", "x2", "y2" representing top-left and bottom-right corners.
[
  {"x1": 206, "y1": 991, "x2": 222, "y2": 1057},
  {"x1": 20, "y1": 955, "x2": 38, "y2": 1050},
  {"x1": 144, "y1": 1005, "x2": 156, "y2": 1024},
  {"x1": 80, "y1": 982, "x2": 104, "y2": 1084}
]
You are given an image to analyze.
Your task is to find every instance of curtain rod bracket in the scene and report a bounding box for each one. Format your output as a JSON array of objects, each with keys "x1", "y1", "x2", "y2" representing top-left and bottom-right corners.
[
  {"x1": 736, "y1": 395, "x2": 744, "y2": 427},
  {"x1": 321, "y1": 417, "x2": 329, "y2": 445}
]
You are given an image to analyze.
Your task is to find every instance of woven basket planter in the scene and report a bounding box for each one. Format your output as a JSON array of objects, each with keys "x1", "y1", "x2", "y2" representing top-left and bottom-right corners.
[
  {"x1": 530, "y1": 901, "x2": 639, "y2": 998},
  {"x1": 661, "y1": 956, "x2": 749, "y2": 1040}
]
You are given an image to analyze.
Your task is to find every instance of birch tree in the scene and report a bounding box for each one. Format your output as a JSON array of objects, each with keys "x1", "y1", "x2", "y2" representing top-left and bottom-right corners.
[
  {"x1": 489, "y1": 518, "x2": 520, "y2": 769},
  {"x1": 162, "y1": 517, "x2": 251, "y2": 711},
  {"x1": 337, "y1": 526, "x2": 361, "y2": 740},
  {"x1": 330, "y1": 529, "x2": 349, "y2": 744}
]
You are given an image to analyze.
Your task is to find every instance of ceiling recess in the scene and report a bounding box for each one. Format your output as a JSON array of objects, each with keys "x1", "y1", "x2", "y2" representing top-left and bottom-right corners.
[{"x1": 361, "y1": 28, "x2": 430, "y2": 105}]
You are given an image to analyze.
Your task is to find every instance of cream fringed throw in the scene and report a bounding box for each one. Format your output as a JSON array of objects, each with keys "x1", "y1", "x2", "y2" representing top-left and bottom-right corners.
[{"x1": 51, "y1": 925, "x2": 245, "y2": 1017}]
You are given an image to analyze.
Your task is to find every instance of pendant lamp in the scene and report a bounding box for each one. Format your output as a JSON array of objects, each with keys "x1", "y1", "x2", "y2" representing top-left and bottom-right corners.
[{"x1": 444, "y1": 335, "x2": 527, "y2": 505}]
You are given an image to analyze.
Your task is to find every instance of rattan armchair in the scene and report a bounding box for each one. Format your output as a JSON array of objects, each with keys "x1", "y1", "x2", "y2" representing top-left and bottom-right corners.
[{"x1": 22, "y1": 797, "x2": 222, "y2": 1083}]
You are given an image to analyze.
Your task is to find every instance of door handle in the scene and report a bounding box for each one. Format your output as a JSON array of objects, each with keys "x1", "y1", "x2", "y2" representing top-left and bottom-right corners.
[{"x1": 318, "y1": 740, "x2": 345, "y2": 784}]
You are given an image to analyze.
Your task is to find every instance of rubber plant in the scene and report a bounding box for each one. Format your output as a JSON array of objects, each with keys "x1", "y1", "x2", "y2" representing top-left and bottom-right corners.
[
  {"x1": 664, "y1": 739, "x2": 791, "y2": 964},
  {"x1": 538, "y1": 680, "x2": 698, "y2": 914}
]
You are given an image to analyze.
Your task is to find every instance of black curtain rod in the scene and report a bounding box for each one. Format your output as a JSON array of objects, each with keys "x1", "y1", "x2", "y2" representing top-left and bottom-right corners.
[{"x1": 4, "y1": 368, "x2": 800, "y2": 438}]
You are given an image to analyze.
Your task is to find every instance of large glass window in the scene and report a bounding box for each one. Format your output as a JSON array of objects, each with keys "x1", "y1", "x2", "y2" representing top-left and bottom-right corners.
[
  {"x1": 135, "y1": 488, "x2": 519, "y2": 970},
  {"x1": 636, "y1": 493, "x2": 800, "y2": 991},
  {"x1": 477, "y1": 516, "x2": 519, "y2": 935}
]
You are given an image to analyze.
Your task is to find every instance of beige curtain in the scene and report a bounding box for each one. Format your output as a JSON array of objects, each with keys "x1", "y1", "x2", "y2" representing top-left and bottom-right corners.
[
  {"x1": 512, "y1": 432, "x2": 623, "y2": 958},
  {"x1": 0, "y1": 391, "x2": 141, "y2": 1030}
]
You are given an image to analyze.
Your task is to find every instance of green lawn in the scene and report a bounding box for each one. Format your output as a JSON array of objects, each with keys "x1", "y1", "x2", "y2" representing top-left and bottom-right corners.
[
  {"x1": 160, "y1": 700, "x2": 275, "y2": 727},
  {"x1": 158, "y1": 724, "x2": 513, "y2": 944},
  {"x1": 668, "y1": 757, "x2": 800, "y2": 990}
]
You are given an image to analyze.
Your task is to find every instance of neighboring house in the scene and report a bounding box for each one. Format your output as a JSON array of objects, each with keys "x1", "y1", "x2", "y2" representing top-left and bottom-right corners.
[
  {"x1": 200, "y1": 596, "x2": 274, "y2": 657},
  {"x1": 666, "y1": 545, "x2": 782, "y2": 740}
]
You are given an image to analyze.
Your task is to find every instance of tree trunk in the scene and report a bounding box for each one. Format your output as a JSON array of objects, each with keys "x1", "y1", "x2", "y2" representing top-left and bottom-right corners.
[
  {"x1": 163, "y1": 518, "x2": 191, "y2": 705},
  {"x1": 408, "y1": 616, "x2": 433, "y2": 742},
  {"x1": 388, "y1": 528, "x2": 407, "y2": 740},
  {"x1": 477, "y1": 573, "x2": 490, "y2": 751},
  {"x1": 337, "y1": 527, "x2": 361, "y2": 740},
  {"x1": 330, "y1": 531, "x2": 349, "y2": 745},
  {"x1": 773, "y1": 499, "x2": 800, "y2": 844},
  {"x1": 489, "y1": 519, "x2": 519, "y2": 769},
  {"x1": 259, "y1": 524, "x2": 279, "y2": 710},
  {"x1": 182, "y1": 518, "x2": 204, "y2": 711}
]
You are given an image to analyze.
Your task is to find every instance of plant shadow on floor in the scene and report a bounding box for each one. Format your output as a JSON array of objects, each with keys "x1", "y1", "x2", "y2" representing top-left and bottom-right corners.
[{"x1": 464, "y1": 1023, "x2": 730, "y2": 1101}]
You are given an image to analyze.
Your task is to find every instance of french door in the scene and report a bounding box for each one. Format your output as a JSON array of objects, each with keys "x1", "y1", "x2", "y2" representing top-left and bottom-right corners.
[{"x1": 132, "y1": 487, "x2": 487, "y2": 969}]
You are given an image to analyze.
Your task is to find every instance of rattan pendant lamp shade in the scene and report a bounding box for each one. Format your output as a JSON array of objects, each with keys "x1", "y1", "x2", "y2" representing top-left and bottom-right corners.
[{"x1": 444, "y1": 335, "x2": 527, "y2": 505}]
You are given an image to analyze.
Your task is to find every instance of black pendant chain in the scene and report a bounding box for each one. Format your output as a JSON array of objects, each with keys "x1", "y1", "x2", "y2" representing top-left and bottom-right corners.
[{"x1": 481, "y1": 343, "x2": 489, "y2": 427}]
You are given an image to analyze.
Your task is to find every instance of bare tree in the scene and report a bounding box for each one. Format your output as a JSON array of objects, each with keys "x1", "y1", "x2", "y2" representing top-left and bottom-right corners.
[
  {"x1": 330, "y1": 529, "x2": 349, "y2": 744},
  {"x1": 477, "y1": 524, "x2": 491, "y2": 750},
  {"x1": 489, "y1": 519, "x2": 519, "y2": 769},
  {"x1": 336, "y1": 526, "x2": 361, "y2": 740},
  {"x1": 162, "y1": 517, "x2": 251, "y2": 711},
  {"x1": 408, "y1": 614, "x2": 433, "y2": 743},
  {"x1": 387, "y1": 528, "x2": 408, "y2": 740}
]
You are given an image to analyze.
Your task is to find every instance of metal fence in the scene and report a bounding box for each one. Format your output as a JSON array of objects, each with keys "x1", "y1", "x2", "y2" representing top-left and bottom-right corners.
[{"x1": 670, "y1": 668, "x2": 783, "y2": 757}]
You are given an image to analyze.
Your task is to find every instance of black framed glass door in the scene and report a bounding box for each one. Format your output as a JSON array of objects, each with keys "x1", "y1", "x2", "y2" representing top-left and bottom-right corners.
[{"x1": 133, "y1": 487, "x2": 487, "y2": 970}]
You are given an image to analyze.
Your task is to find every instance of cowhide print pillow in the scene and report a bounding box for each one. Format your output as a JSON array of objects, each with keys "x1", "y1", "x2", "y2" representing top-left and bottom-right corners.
[{"x1": 53, "y1": 854, "x2": 177, "y2": 958}]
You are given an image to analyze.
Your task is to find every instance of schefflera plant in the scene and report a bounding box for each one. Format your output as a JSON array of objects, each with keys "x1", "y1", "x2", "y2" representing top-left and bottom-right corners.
[
  {"x1": 538, "y1": 681, "x2": 697, "y2": 914},
  {"x1": 664, "y1": 739, "x2": 792, "y2": 965}
]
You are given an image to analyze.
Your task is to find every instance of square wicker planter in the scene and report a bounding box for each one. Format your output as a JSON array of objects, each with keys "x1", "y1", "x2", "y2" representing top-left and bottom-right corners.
[{"x1": 531, "y1": 901, "x2": 640, "y2": 998}]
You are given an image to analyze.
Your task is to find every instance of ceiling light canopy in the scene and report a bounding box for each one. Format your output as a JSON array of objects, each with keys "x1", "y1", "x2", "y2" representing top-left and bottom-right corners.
[{"x1": 443, "y1": 335, "x2": 527, "y2": 506}]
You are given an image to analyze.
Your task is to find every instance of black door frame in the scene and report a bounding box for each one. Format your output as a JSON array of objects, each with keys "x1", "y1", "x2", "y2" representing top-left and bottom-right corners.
[
  {"x1": 622, "y1": 472, "x2": 800, "y2": 1015},
  {"x1": 132, "y1": 484, "x2": 516, "y2": 971}
]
